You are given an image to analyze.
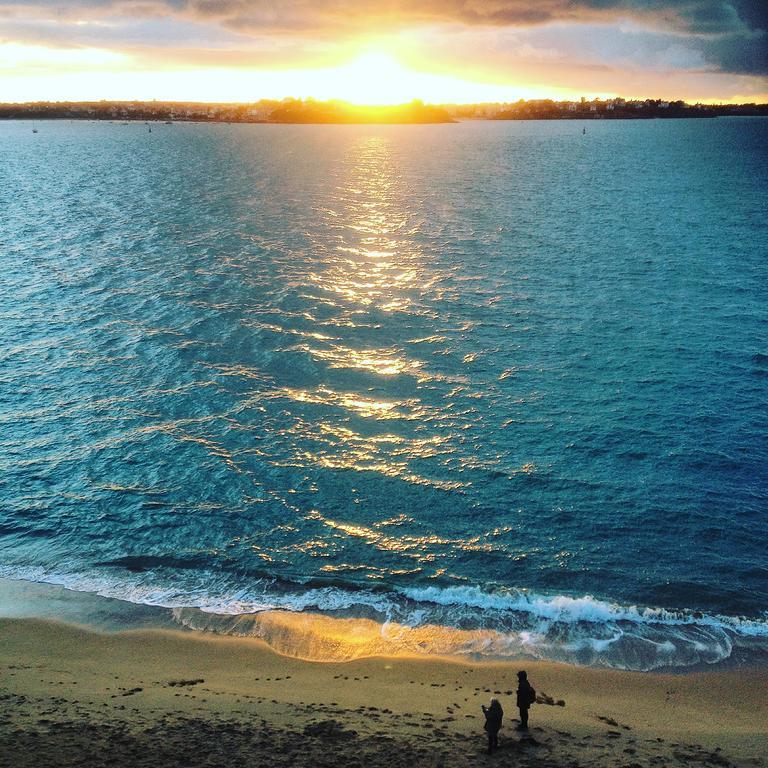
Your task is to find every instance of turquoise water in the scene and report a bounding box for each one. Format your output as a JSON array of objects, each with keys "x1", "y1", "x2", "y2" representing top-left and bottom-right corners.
[{"x1": 1, "y1": 117, "x2": 766, "y2": 670}]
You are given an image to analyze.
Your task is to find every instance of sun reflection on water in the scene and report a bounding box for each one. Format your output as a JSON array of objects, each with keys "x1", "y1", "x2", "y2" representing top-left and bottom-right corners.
[
  {"x1": 266, "y1": 133, "x2": 461, "y2": 488},
  {"x1": 307, "y1": 134, "x2": 425, "y2": 321}
]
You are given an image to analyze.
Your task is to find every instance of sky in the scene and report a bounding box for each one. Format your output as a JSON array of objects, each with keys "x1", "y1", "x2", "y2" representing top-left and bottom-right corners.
[{"x1": 0, "y1": 1, "x2": 766, "y2": 104}]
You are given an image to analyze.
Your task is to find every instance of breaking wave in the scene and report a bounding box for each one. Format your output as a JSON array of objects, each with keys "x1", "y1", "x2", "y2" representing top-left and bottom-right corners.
[{"x1": 2, "y1": 565, "x2": 766, "y2": 671}]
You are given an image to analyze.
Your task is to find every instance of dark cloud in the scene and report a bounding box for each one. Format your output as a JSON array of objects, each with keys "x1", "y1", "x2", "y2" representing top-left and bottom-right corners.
[
  {"x1": 1, "y1": 0, "x2": 765, "y2": 74},
  {"x1": 0, "y1": 1, "x2": 759, "y2": 32},
  {"x1": 702, "y1": 30, "x2": 768, "y2": 74},
  {"x1": 711, "y1": 0, "x2": 768, "y2": 74}
]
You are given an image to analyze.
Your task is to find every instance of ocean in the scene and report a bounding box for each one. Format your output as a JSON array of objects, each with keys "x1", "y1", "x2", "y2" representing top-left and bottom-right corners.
[{"x1": 1, "y1": 117, "x2": 766, "y2": 671}]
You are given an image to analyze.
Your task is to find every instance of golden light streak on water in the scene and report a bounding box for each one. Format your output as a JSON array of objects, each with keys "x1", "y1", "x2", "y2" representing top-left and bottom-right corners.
[{"x1": 173, "y1": 608, "x2": 530, "y2": 663}]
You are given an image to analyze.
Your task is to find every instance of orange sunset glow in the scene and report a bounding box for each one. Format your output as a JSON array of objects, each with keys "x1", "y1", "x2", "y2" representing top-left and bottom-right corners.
[
  {"x1": 0, "y1": 2, "x2": 766, "y2": 104},
  {"x1": 0, "y1": 43, "x2": 607, "y2": 104}
]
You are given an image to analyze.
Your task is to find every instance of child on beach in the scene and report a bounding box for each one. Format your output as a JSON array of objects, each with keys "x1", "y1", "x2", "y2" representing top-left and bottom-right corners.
[{"x1": 481, "y1": 698, "x2": 503, "y2": 754}]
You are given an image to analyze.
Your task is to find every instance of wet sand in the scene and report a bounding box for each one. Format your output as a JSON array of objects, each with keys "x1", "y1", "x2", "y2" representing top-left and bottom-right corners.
[{"x1": 1, "y1": 617, "x2": 766, "y2": 768}]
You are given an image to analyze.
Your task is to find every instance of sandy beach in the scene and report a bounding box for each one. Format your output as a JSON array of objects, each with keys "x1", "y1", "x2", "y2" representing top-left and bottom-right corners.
[{"x1": 1, "y1": 616, "x2": 765, "y2": 768}]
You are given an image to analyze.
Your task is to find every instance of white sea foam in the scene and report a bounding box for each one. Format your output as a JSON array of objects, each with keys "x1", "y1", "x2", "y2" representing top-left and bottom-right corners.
[
  {"x1": 400, "y1": 584, "x2": 768, "y2": 636},
  {"x1": 1, "y1": 564, "x2": 766, "y2": 670}
]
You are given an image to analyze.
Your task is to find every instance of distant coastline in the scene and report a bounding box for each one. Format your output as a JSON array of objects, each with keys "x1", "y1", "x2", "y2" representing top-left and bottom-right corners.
[{"x1": 2, "y1": 98, "x2": 767, "y2": 124}]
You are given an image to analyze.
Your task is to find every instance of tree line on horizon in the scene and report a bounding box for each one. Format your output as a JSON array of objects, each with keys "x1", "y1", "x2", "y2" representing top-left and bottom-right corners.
[{"x1": 2, "y1": 97, "x2": 766, "y2": 124}]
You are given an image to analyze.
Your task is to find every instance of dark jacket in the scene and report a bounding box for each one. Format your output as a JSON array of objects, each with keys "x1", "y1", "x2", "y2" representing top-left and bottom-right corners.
[
  {"x1": 517, "y1": 681, "x2": 535, "y2": 709},
  {"x1": 482, "y1": 702, "x2": 503, "y2": 732}
]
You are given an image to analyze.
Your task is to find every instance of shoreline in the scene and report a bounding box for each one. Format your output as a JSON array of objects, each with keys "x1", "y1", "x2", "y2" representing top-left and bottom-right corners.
[
  {"x1": 1, "y1": 615, "x2": 766, "y2": 767},
  {"x1": 2, "y1": 576, "x2": 766, "y2": 674}
]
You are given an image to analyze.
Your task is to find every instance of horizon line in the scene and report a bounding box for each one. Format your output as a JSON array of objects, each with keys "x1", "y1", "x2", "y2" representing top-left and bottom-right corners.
[{"x1": 3, "y1": 96, "x2": 767, "y2": 108}]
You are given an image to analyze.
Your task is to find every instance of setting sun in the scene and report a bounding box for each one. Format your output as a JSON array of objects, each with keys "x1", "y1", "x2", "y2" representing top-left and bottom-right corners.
[
  {"x1": 273, "y1": 47, "x2": 598, "y2": 104},
  {"x1": 317, "y1": 49, "x2": 579, "y2": 105},
  {"x1": 334, "y1": 52, "x2": 409, "y2": 105}
]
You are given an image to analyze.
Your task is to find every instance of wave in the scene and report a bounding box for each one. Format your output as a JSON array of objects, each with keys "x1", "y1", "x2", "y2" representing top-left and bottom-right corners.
[
  {"x1": 1, "y1": 563, "x2": 766, "y2": 671},
  {"x1": 399, "y1": 585, "x2": 768, "y2": 636}
]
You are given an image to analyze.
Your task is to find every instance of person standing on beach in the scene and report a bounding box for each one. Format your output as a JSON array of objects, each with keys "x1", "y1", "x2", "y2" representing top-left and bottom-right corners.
[
  {"x1": 481, "y1": 698, "x2": 503, "y2": 754},
  {"x1": 516, "y1": 670, "x2": 536, "y2": 730}
]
